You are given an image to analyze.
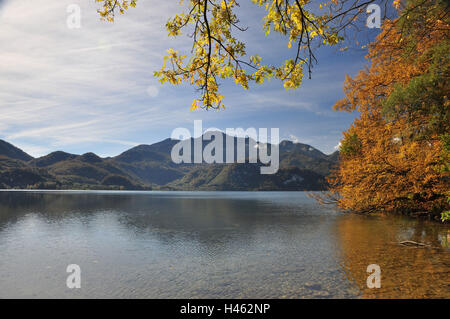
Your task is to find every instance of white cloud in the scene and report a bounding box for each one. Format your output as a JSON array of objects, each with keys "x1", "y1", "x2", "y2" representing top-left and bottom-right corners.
[
  {"x1": 0, "y1": 0, "x2": 361, "y2": 157},
  {"x1": 245, "y1": 92, "x2": 314, "y2": 110},
  {"x1": 0, "y1": 0, "x2": 185, "y2": 155},
  {"x1": 288, "y1": 134, "x2": 300, "y2": 144}
]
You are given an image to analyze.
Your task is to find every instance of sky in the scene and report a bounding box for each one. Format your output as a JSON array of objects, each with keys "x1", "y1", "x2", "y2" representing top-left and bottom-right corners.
[{"x1": 0, "y1": 0, "x2": 380, "y2": 157}]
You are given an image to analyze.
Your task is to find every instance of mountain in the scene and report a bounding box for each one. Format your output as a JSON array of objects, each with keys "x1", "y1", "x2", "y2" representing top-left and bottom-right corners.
[
  {"x1": 29, "y1": 151, "x2": 77, "y2": 167},
  {"x1": 279, "y1": 140, "x2": 337, "y2": 176},
  {"x1": 167, "y1": 164, "x2": 327, "y2": 191},
  {"x1": 112, "y1": 138, "x2": 185, "y2": 185},
  {"x1": 0, "y1": 136, "x2": 339, "y2": 191},
  {"x1": 0, "y1": 140, "x2": 33, "y2": 161},
  {"x1": 115, "y1": 138, "x2": 178, "y2": 163}
]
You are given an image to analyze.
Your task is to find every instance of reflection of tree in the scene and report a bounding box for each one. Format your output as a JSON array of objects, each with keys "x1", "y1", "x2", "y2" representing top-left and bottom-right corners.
[{"x1": 335, "y1": 214, "x2": 450, "y2": 298}]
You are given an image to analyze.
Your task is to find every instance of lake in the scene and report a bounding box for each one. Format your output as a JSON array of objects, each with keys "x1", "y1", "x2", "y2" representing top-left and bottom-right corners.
[{"x1": 0, "y1": 191, "x2": 448, "y2": 298}]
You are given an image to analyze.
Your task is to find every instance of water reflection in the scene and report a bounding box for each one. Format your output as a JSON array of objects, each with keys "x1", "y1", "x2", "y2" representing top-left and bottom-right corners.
[
  {"x1": 335, "y1": 214, "x2": 450, "y2": 298},
  {"x1": 0, "y1": 191, "x2": 448, "y2": 298}
]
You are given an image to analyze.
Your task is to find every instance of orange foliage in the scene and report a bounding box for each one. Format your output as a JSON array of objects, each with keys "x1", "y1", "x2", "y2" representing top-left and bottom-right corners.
[{"x1": 328, "y1": 1, "x2": 450, "y2": 217}]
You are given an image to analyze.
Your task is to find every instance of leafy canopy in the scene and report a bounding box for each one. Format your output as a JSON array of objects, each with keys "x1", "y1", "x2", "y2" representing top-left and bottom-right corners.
[
  {"x1": 327, "y1": 0, "x2": 449, "y2": 219},
  {"x1": 95, "y1": 0, "x2": 393, "y2": 110}
]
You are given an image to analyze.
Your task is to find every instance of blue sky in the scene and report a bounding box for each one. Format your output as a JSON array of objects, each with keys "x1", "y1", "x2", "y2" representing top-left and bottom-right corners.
[{"x1": 0, "y1": 0, "x2": 380, "y2": 157}]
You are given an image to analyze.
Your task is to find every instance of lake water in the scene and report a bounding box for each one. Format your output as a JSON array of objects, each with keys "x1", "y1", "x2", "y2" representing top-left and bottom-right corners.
[{"x1": 0, "y1": 191, "x2": 448, "y2": 299}]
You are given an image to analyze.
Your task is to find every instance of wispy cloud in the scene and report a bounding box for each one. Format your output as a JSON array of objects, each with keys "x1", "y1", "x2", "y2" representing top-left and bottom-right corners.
[
  {"x1": 0, "y1": 0, "x2": 183, "y2": 154},
  {"x1": 246, "y1": 92, "x2": 314, "y2": 110},
  {"x1": 0, "y1": 0, "x2": 365, "y2": 156}
]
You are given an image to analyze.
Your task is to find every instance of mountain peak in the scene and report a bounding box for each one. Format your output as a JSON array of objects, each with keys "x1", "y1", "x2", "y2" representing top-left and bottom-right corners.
[
  {"x1": 30, "y1": 151, "x2": 77, "y2": 167},
  {"x1": 79, "y1": 152, "x2": 103, "y2": 163}
]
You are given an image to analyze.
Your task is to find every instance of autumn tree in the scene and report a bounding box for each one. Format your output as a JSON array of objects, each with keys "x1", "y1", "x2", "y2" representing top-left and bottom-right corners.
[
  {"x1": 94, "y1": 1, "x2": 449, "y2": 219},
  {"x1": 328, "y1": 0, "x2": 449, "y2": 220},
  {"x1": 95, "y1": 0, "x2": 395, "y2": 109}
]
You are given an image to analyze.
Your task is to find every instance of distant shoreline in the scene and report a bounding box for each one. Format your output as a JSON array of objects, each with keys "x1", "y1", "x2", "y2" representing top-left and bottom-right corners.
[{"x1": 0, "y1": 189, "x2": 318, "y2": 192}]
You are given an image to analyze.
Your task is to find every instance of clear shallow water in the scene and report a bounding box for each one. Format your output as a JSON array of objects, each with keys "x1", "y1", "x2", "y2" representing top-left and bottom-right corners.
[{"x1": 0, "y1": 191, "x2": 448, "y2": 299}]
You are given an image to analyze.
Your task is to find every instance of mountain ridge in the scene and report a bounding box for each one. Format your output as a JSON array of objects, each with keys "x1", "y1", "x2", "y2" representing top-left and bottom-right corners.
[
  {"x1": 0, "y1": 139, "x2": 34, "y2": 162},
  {"x1": 0, "y1": 136, "x2": 338, "y2": 191}
]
